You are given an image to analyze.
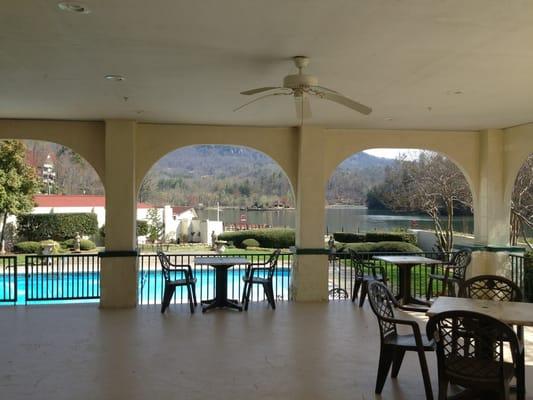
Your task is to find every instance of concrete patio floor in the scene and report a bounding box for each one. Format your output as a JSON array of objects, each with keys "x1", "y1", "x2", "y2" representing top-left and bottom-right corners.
[{"x1": 1, "y1": 301, "x2": 532, "y2": 400}]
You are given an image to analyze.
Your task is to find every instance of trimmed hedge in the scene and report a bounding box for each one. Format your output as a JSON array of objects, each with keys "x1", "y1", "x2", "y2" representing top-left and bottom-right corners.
[
  {"x1": 333, "y1": 231, "x2": 416, "y2": 245},
  {"x1": 61, "y1": 238, "x2": 96, "y2": 251},
  {"x1": 219, "y1": 228, "x2": 294, "y2": 249},
  {"x1": 99, "y1": 220, "x2": 150, "y2": 238},
  {"x1": 242, "y1": 238, "x2": 260, "y2": 248},
  {"x1": 365, "y1": 232, "x2": 416, "y2": 245},
  {"x1": 13, "y1": 241, "x2": 41, "y2": 254},
  {"x1": 17, "y1": 213, "x2": 98, "y2": 242},
  {"x1": 338, "y1": 241, "x2": 422, "y2": 254},
  {"x1": 333, "y1": 232, "x2": 365, "y2": 243}
]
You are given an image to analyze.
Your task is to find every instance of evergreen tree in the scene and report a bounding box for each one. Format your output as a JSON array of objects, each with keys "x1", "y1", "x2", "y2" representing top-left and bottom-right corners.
[{"x1": 0, "y1": 140, "x2": 40, "y2": 252}]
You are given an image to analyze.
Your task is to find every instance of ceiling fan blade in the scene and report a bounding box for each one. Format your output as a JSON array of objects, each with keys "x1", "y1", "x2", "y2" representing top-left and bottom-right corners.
[
  {"x1": 233, "y1": 91, "x2": 290, "y2": 112},
  {"x1": 321, "y1": 91, "x2": 372, "y2": 115},
  {"x1": 311, "y1": 85, "x2": 340, "y2": 94},
  {"x1": 240, "y1": 87, "x2": 284, "y2": 95},
  {"x1": 295, "y1": 95, "x2": 312, "y2": 121}
]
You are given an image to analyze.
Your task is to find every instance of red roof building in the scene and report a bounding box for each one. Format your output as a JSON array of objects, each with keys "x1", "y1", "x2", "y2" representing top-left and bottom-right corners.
[{"x1": 34, "y1": 195, "x2": 152, "y2": 209}]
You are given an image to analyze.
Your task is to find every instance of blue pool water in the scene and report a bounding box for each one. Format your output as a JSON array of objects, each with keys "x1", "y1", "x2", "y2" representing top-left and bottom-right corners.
[{"x1": 0, "y1": 269, "x2": 291, "y2": 305}]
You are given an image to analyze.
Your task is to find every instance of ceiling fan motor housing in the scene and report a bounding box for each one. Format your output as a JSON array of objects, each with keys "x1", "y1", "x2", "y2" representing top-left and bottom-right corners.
[{"x1": 283, "y1": 73, "x2": 319, "y2": 89}]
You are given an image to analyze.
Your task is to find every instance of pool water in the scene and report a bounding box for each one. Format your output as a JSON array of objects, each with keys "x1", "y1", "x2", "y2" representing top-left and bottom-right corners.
[{"x1": 0, "y1": 269, "x2": 291, "y2": 305}]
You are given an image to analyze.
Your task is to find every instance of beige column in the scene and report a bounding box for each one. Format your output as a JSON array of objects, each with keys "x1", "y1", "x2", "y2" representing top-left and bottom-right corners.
[
  {"x1": 100, "y1": 120, "x2": 138, "y2": 308},
  {"x1": 471, "y1": 129, "x2": 510, "y2": 276},
  {"x1": 291, "y1": 126, "x2": 329, "y2": 302}
]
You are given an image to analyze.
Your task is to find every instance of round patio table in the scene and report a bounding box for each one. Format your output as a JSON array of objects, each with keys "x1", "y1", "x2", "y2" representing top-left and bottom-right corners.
[{"x1": 194, "y1": 256, "x2": 250, "y2": 312}]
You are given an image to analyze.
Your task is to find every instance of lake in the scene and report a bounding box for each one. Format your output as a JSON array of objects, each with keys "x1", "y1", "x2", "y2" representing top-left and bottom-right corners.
[{"x1": 197, "y1": 206, "x2": 475, "y2": 234}]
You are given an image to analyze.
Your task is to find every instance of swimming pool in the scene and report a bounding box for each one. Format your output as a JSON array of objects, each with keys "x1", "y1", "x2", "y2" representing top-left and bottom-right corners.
[{"x1": 0, "y1": 268, "x2": 292, "y2": 305}]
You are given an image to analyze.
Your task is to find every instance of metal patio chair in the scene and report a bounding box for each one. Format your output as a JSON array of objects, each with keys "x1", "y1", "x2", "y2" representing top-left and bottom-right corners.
[
  {"x1": 427, "y1": 310, "x2": 524, "y2": 400},
  {"x1": 241, "y1": 249, "x2": 281, "y2": 311},
  {"x1": 426, "y1": 249, "x2": 471, "y2": 300},
  {"x1": 349, "y1": 249, "x2": 387, "y2": 307},
  {"x1": 367, "y1": 281, "x2": 434, "y2": 399},
  {"x1": 157, "y1": 251, "x2": 197, "y2": 314}
]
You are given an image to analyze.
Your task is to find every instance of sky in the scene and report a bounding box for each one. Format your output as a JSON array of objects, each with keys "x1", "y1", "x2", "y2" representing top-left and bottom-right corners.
[{"x1": 364, "y1": 148, "x2": 421, "y2": 160}]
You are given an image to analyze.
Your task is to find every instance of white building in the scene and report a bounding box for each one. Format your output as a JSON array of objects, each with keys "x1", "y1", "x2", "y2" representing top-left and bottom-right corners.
[{"x1": 29, "y1": 195, "x2": 222, "y2": 244}]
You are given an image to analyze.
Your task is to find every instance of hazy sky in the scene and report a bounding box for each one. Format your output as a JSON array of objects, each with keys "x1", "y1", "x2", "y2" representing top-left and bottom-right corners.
[{"x1": 364, "y1": 148, "x2": 420, "y2": 160}]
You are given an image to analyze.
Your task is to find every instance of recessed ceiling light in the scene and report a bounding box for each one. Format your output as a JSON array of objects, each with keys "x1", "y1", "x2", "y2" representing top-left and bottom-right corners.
[
  {"x1": 57, "y1": 2, "x2": 91, "y2": 14},
  {"x1": 104, "y1": 75, "x2": 125, "y2": 82}
]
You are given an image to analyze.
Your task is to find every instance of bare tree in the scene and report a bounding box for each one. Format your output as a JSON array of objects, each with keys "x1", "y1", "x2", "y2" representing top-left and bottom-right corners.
[
  {"x1": 376, "y1": 152, "x2": 472, "y2": 253},
  {"x1": 510, "y1": 154, "x2": 533, "y2": 251}
]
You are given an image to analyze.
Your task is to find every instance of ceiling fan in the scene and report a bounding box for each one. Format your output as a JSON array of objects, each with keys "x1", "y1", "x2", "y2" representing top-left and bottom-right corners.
[{"x1": 234, "y1": 56, "x2": 372, "y2": 122}]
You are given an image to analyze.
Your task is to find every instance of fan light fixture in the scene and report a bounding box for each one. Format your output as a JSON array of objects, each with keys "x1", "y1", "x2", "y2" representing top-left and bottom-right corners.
[{"x1": 104, "y1": 75, "x2": 125, "y2": 82}]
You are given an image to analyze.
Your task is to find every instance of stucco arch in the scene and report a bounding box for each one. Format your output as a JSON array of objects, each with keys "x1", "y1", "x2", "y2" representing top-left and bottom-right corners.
[
  {"x1": 135, "y1": 123, "x2": 299, "y2": 194},
  {"x1": 0, "y1": 119, "x2": 106, "y2": 186},
  {"x1": 503, "y1": 124, "x2": 533, "y2": 212}
]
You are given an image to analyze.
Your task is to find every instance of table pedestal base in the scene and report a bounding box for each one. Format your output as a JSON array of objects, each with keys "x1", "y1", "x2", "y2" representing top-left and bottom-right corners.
[
  {"x1": 201, "y1": 298, "x2": 242, "y2": 312},
  {"x1": 201, "y1": 265, "x2": 243, "y2": 312},
  {"x1": 396, "y1": 264, "x2": 431, "y2": 307}
]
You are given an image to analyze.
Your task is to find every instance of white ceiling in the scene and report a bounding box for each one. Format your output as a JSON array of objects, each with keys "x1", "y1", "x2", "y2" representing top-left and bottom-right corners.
[{"x1": 1, "y1": 0, "x2": 533, "y2": 130}]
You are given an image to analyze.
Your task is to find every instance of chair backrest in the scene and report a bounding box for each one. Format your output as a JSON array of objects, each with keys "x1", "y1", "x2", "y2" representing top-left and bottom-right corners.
[
  {"x1": 266, "y1": 249, "x2": 281, "y2": 279},
  {"x1": 348, "y1": 250, "x2": 373, "y2": 279},
  {"x1": 157, "y1": 251, "x2": 172, "y2": 282},
  {"x1": 449, "y1": 249, "x2": 472, "y2": 280},
  {"x1": 426, "y1": 310, "x2": 520, "y2": 383},
  {"x1": 367, "y1": 281, "x2": 398, "y2": 342},
  {"x1": 460, "y1": 275, "x2": 523, "y2": 302}
]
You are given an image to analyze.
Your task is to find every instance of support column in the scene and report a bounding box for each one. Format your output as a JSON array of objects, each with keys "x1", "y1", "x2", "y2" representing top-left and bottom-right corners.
[
  {"x1": 291, "y1": 126, "x2": 329, "y2": 302},
  {"x1": 471, "y1": 129, "x2": 510, "y2": 276},
  {"x1": 100, "y1": 120, "x2": 138, "y2": 308}
]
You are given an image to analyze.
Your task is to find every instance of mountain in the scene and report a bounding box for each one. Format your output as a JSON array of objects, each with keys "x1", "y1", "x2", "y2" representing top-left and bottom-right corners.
[{"x1": 146, "y1": 145, "x2": 394, "y2": 207}]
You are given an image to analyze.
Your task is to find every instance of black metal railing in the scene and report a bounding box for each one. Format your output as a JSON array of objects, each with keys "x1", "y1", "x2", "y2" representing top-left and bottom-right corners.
[
  {"x1": 0, "y1": 256, "x2": 17, "y2": 303},
  {"x1": 2, "y1": 251, "x2": 523, "y2": 305},
  {"x1": 329, "y1": 251, "x2": 450, "y2": 300},
  {"x1": 510, "y1": 253, "x2": 525, "y2": 291},
  {"x1": 25, "y1": 254, "x2": 100, "y2": 302},
  {"x1": 138, "y1": 252, "x2": 292, "y2": 305}
]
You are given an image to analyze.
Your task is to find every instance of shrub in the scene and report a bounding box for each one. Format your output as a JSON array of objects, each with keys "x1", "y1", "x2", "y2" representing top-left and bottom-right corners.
[
  {"x1": 242, "y1": 238, "x2": 260, "y2": 248},
  {"x1": 365, "y1": 232, "x2": 416, "y2": 245},
  {"x1": 219, "y1": 228, "x2": 294, "y2": 249},
  {"x1": 17, "y1": 213, "x2": 98, "y2": 242},
  {"x1": 61, "y1": 238, "x2": 96, "y2": 251},
  {"x1": 61, "y1": 239, "x2": 75, "y2": 249},
  {"x1": 80, "y1": 239, "x2": 96, "y2": 251},
  {"x1": 136, "y1": 220, "x2": 149, "y2": 237},
  {"x1": 99, "y1": 220, "x2": 149, "y2": 238},
  {"x1": 341, "y1": 241, "x2": 422, "y2": 254},
  {"x1": 13, "y1": 241, "x2": 41, "y2": 254},
  {"x1": 333, "y1": 232, "x2": 365, "y2": 243}
]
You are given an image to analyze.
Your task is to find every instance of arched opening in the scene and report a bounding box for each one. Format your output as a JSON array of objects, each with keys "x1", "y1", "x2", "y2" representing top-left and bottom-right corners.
[
  {"x1": 0, "y1": 139, "x2": 105, "y2": 305},
  {"x1": 136, "y1": 144, "x2": 295, "y2": 306},
  {"x1": 326, "y1": 148, "x2": 475, "y2": 252},
  {"x1": 325, "y1": 148, "x2": 475, "y2": 302},
  {"x1": 510, "y1": 153, "x2": 533, "y2": 251}
]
